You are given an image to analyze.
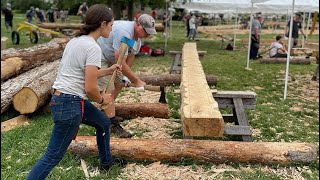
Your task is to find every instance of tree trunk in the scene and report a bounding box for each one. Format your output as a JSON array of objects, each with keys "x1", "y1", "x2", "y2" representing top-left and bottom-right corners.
[
  {"x1": 115, "y1": 103, "x2": 169, "y2": 119},
  {"x1": 12, "y1": 69, "x2": 57, "y2": 114},
  {"x1": 69, "y1": 136, "x2": 317, "y2": 165},
  {"x1": 259, "y1": 57, "x2": 311, "y2": 64},
  {"x1": 139, "y1": 74, "x2": 218, "y2": 86},
  {"x1": 37, "y1": 23, "x2": 83, "y2": 30},
  {"x1": 1, "y1": 38, "x2": 68, "y2": 82},
  {"x1": 92, "y1": 103, "x2": 169, "y2": 119},
  {"x1": 1, "y1": 115, "x2": 29, "y2": 132},
  {"x1": 127, "y1": 1, "x2": 133, "y2": 21},
  {"x1": 1, "y1": 60, "x2": 60, "y2": 114},
  {"x1": 111, "y1": 1, "x2": 122, "y2": 20}
]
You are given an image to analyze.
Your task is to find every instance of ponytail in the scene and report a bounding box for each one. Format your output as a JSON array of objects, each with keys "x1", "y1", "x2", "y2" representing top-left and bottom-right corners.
[{"x1": 75, "y1": 24, "x2": 99, "y2": 37}]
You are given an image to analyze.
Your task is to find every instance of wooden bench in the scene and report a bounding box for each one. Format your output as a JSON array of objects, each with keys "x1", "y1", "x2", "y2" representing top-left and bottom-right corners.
[
  {"x1": 213, "y1": 91, "x2": 256, "y2": 141},
  {"x1": 169, "y1": 50, "x2": 207, "y2": 74}
]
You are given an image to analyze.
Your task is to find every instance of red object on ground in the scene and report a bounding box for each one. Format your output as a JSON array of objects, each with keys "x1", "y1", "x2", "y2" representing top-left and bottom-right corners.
[{"x1": 139, "y1": 45, "x2": 152, "y2": 55}]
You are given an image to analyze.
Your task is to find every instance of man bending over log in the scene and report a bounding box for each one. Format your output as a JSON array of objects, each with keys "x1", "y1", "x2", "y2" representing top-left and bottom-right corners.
[
  {"x1": 269, "y1": 35, "x2": 288, "y2": 58},
  {"x1": 97, "y1": 14, "x2": 157, "y2": 138}
]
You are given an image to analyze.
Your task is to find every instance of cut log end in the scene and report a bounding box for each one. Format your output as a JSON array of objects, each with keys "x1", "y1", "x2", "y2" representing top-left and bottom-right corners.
[{"x1": 13, "y1": 87, "x2": 39, "y2": 114}]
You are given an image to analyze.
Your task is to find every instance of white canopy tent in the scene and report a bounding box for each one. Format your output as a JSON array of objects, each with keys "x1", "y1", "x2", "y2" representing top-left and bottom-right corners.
[{"x1": 174, "y1": 0, "x2": 318, "y2": 99}]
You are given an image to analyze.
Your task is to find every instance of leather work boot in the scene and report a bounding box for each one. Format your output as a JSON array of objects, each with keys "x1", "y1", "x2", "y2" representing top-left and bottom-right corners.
[{"x1": 110, "y1": 117, "x2": 132, "y2": 138}]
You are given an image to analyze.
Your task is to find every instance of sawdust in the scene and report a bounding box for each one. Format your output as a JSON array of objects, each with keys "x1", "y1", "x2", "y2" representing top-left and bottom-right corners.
[
  {"x1": 123, "y1": 117, "x2": 181, "y2": 139},
  {"x1": 287, "y1": 74, "x2": 319, "y2": 102},
  {"x1": 116, "y1": 89, "x2": 162, "y2": 104},
  {"x1": 118, "y1": 162, "x2": 238, "y2": 180}
]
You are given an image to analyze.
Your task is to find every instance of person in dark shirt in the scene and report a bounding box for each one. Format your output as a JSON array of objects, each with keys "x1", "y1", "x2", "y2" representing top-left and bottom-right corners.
[
  {"x1": 46, "y1": 7, "x2": 55, "y2": 23},
  {"x1": 2, "y1": 3, "x2": 13, "y2": 32},
  {"x1": 285, "y1": 13, "x2": 306, "y2": 48},
  {"x1": 77, "y1": 2, "x2": 89, "y2": 23},
  {"x1": 35, "y1": 7, "x2": 46, "y2": 23},
  {"x1": 26, "y1": 6, "x2": 35, "y2": 23}
]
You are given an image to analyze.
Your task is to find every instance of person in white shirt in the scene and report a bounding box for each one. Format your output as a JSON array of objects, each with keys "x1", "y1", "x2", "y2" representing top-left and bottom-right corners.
[
  {"x1": 188, "y1": 15, "x2": 196, "y2": 40},
  {"x1": 269, "y1": 35, "x2": 288, "y2": 58}
]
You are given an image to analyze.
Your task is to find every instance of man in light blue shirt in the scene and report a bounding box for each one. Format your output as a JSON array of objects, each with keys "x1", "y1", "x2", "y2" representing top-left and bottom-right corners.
[{"x1": 97, "y1": 14, "x2": 157, "y2": 138}]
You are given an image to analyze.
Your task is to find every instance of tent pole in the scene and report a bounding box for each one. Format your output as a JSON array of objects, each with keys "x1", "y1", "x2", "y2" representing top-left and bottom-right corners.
[
  {"x1": 302, "y1": 12, "x2": 306, "y2": 47},
  {"x1": 165, "y1": 1, "x2": 168, "y2": 49},
  {"x1": 284, "y1": 0, "x2": 295, "y2": 100},
  {"x1": 305, "y1": 11, "x2": 312, "y2": 44},
  {"x1": 246, "y1": 3, "x2": 254, "y2": 70},
  {"x1": 233, "y1": 10, "x2": 238, "y2": 51}
]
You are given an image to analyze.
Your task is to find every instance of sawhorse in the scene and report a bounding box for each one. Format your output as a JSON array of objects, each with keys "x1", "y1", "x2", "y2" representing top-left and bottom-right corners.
[{"x1": 214, "y1": 91, "x2": 256, "y2": 141}]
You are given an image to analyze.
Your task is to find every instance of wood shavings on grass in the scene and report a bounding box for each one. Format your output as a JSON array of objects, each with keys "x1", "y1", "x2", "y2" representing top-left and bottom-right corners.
[
  {"x1": 118, "y1": 162, "x2": 238, "y2": 180},
  {"x1": 288, "y1": 74, "x2": 319, "y2": 103},
  {"x1": 123, "y1": 117, "x2": 181, "y2": 139},
  {"x1": 116, "y1": 89, "x2": 161, "y2": 104}
]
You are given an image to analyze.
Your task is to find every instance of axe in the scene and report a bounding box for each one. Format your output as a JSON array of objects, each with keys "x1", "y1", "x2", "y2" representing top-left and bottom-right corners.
[
  {"x1": 125, "y1": 83, "x2": 167, "y2": 103},
  {"x1": 102, "y1": 36, "x2": 140, "y2": 114}
]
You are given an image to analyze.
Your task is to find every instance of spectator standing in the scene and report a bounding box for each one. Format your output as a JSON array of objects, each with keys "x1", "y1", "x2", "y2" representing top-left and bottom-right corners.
[
  {"x1": 35, "y1": 8, "x2": 46, "y2": 23},
  {"x1": 249, "y1": 14, "x2": 263, "y2": 59},
  {"x1": 25, "y1": 6, "x2": 35, "y2": 23},
  {"x1": 183, "y1": 14, "x2": 191, "y2": 38},
  {"x1": 285, "y1": 13, "x2": 306, "y2": 48},
  {"x1": 1, "y1": 3, "x2": 13, "y2": 32},
  {"x1": 188, "y1": 15, "x2": 196, "y2": 41},
  {"x1": 46, "y1": 7, "x2": 56, "y2": 23},
  {"x1": 60, "y1": 10, "x2": 66, "y2": 23},
  {"x1": 77, "y1": 2, "x2": 89, "y2": 23},
  {"x1": 151, "y1": 9, "x2": 157, "y2": 20}
]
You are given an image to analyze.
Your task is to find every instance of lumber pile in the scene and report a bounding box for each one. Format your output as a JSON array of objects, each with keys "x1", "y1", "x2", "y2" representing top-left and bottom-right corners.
[
  {"x1": 259, "y1": 57, "x2": 311, "y2": 64},
  {"x1": 1, "y1": 38, "x2": 69, "y2": 82},
  {"x1": 1, "y1": 60, "x2": 60, "y2": 114},
  {"x1": 69, "y1": 136, "x2": 317, "y2": 165},
  {"x1": 180, "y1": 43, "x2": 224, "y2": 137}
]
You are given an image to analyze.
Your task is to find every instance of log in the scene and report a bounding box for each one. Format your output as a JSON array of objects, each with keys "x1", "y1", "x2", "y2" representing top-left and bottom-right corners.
[
  {"x1": 180, "y1": 43, "x2": 224, "y2": 137},
  {"x1": 155, "y1": 23, "x2": 164, "y2": 32},
  {"x1": 139, "y1": 74, "x2": 218, "y2": 86},
  {"x1": 305, "y1": 42, "x2": 319, "y2": 51},
  {"x1": 92, "y1": 103, "x2": 169, "y2": 119},
  {"x1": 1, "y1": 115, "x2": 29, "y2": 132},
  {"x1": 69, "y1": 136, "x2": 317, "y2": 165},
  {"x1": 1, "y1": 38, "x2": 68, "y2": 82},
  {"x1": 12, "y1": 69, "x2": 57, "y2": 114},
  {"x1": 1, "y1": 60, "x2": 60, "y2": 114},
  {"x1": 291, "y1": 48, "x2": 314, "y2": 56},
  {"x1": 259, "y1": 57, "x2": 311, "y2": 64},
  {"x1": 37, "y1": 23, "x2": 83, "y2": 30},
  {"x1": 115, "y1": 103, "x2": 169, "y2": 119}
]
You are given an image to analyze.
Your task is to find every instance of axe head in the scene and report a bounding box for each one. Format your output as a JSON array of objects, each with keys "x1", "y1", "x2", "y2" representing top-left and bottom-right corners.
[{"x1": 120, "y1": 36, "x2": 140, "y2": 52}]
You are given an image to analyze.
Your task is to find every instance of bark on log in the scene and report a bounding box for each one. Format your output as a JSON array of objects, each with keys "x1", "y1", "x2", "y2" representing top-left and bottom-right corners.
[
  {"x1": 180, "y1": 43, "x2": 224, "y2": 137},
  {"x1": 69, "y1": 136, "x2": 317, "y2": 165},
  {"x1": 1, "y1": 60, "x2": 60, "y2": 114},
  {"x1": 139, "y1": 74, "x2": 218, "y2": 86},
  {"x1": 1, "y1": 115, "x2": 29, "y2": 132},
  {"x1": 155, "y1": 23, "x2": 164, "y2": 32},
  {"x1": 115, "y1": 103, "x2": 169, "y2": 119},
  {"x1": 12, "y1": 69, "x2": 57, "y2": 114},
  {"x1": 1, "y1": 38, "x2": 68, "y2": 82},
  {"x1": 92, "y1": 103, "x2": 169, "y2": 119},
  {"x1": 37, "y1": 23, "x2": 83, "y2": 29},
  {"x1": 259, "y1": 57, "x2": 311, "y2": 64}
]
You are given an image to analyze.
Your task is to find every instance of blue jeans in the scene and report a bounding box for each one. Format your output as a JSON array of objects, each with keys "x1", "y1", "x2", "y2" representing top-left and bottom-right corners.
[{"x1": 26, "y1": 92, "x2": 112, "y2": 180}]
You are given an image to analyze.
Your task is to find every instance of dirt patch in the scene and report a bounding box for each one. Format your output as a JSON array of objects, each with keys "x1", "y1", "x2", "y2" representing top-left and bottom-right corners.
[{"x1": 288, "y1": 74, "x2": 319, "y2": 102}]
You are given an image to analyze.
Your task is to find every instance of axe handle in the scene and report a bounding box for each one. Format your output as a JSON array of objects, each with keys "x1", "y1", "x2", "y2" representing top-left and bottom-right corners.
[
  {"x1": 126, "y1": 83, "x2": 161, "y2": 92},
  {"x1": 104, "y1": 42, "x2": 128, "y2": 94}
]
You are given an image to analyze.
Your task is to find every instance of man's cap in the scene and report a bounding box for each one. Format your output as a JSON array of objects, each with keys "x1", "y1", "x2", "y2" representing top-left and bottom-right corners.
[{"x1": 138, "y1": 14, "x2": 157, "y2": 35}]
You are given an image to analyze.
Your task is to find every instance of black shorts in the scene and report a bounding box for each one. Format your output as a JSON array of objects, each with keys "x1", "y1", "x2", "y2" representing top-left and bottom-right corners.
[{"x1": 5, "y1": 20, "x2": 12, "y2": 27}]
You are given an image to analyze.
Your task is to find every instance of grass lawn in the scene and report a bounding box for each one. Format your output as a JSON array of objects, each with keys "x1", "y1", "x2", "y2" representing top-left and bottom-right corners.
[{"x1": 1, "y1": 15, "x2": 319, "y2": 179}]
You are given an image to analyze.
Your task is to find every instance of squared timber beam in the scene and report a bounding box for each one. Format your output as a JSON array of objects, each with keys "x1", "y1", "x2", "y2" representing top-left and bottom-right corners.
[{"x1": 180, "y1": 42, "x2": 224, "y2": 137}]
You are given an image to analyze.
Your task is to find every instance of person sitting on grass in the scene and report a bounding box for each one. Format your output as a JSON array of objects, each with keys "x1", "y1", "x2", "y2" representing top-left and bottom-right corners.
[
  {"x1": 269, "y1": 35, "x2": 288, "y2": 58},
  {"x1": 26, "y1": 4, "x2": 127, "y2": 180}
]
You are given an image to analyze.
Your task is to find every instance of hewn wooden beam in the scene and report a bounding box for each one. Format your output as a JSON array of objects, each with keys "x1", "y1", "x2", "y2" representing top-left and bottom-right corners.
[
  {"x1": 1, "y1": 115, "x2": 29, "y2": 132},
  {"x1": 180, "y1": 43, "x2": 224, "y2": 137}
]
